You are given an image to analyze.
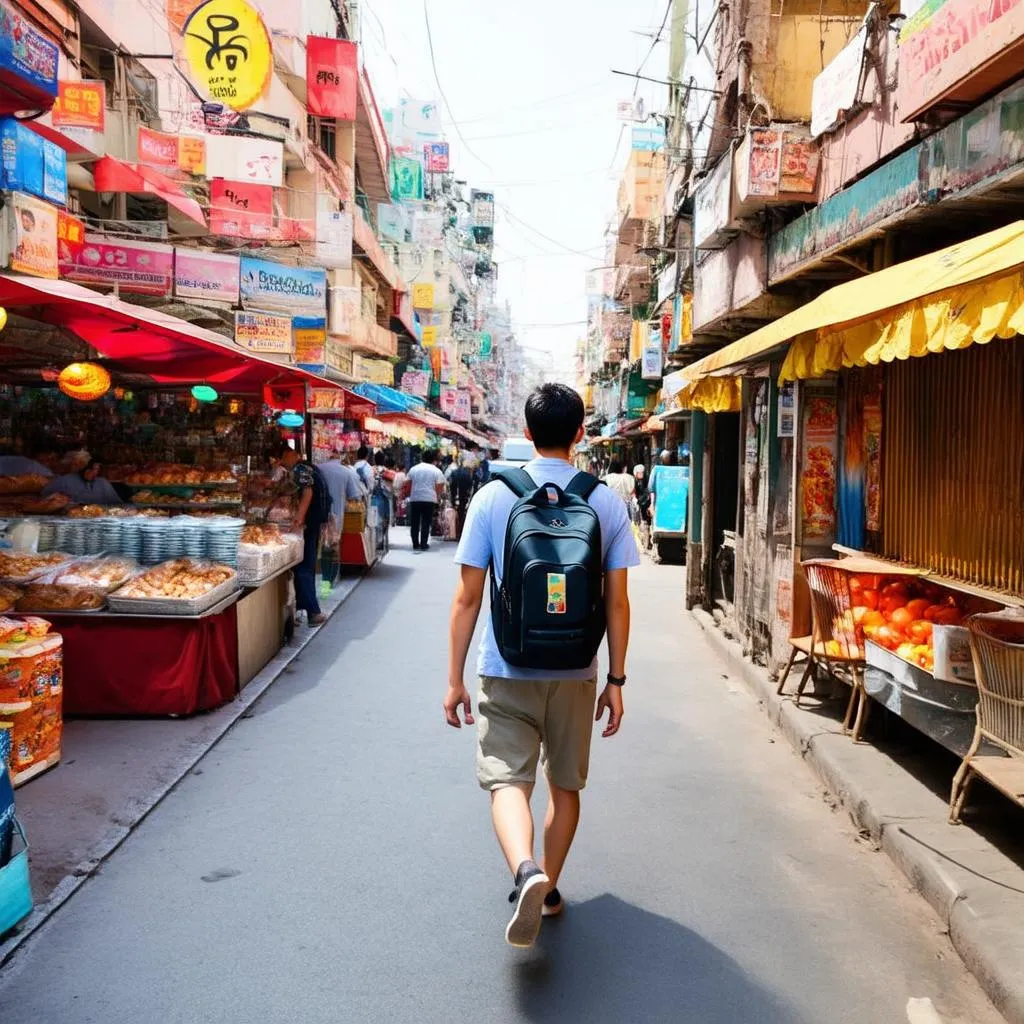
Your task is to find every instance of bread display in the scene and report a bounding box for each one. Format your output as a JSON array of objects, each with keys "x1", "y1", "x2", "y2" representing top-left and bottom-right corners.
[
  {"x1": 240, "y1": 524, "x2": 286, "y2": 547},
  {"x1": 0, "y1": 474, "x2": 48, "y2": 495},
  {"x1": 115, "y1": 559, "x2": 234, "y2": 600},
  {"x1": 54, "y1": 557, "x2": 136, "y2": 591},
  {"x1": 0, "y1": 552, "x2": 69, "y2": 582},
  {"x1": 16, "y1": 584, "x2": 106, "y2": 611},
  {"x1": 125, "y1": 465, "x2": 237, "y2": 486},
  {"x1": 23, "y1": 493, "x2": 70, "y2": 514}
]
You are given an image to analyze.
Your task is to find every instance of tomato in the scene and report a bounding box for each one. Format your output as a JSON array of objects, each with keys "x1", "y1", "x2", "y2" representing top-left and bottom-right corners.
[
  {"x1": 905, "y1": 598, "x2": 930, "y2": 619},
  {"x1": 933, "y1": 607, "x2": 963, "y2": 626},
  {"x1": 876, "y1": 625, "x2": 901, "y2": 650},
  {"x1": 881, "y1": 595, "x2": 908, "y2": 617},
  {"x1": 889, "y1": 607, "x2": 914, "y2": 630},
  {"x1": 862, "y1": 610, "x2": 886, "y2": 629},
  {"x1": 852, "y1": 606, "x2": 868, "y2": 626},
  {"x1": 860, "y1": 588, "x2": 878, "y2": 611},
  {"x1": 863, "y1": 623, "x2": 880, "y2": 640},
  {"x1": 907, "y1": 619, "x2": 933, "y2": 643},
  {"x1": 881, "y1": 580, "x2": 909, "y2": 598},
  {"x1": 923, "y1": 604, "x2": 945, "y2": 622},
  {"x1": 854, "y1": 574, "x2": 881, "y2": 590}
]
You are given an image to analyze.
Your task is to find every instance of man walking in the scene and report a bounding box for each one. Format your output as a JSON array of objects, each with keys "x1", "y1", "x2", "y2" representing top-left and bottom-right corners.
[
  {"x1": 448, "y1": 453, "x2": 475, "y2": 541},
  {"x1": 445, "y1": 383, "x2": 639, "y2": 948},
  {"x1": 353, "y1": 445, "x2": 375, "y2": 494},
  {"x1": 405, "y1": 449, "x2": 446, "y2": 551},
  {"x1": 278, "y1": 444, "x2": 331, "y2": 626}
]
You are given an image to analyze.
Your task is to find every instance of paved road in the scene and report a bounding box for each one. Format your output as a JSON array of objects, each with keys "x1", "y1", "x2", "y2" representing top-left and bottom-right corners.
[{"x1": 0, "y1": 537, "x2": 1002, "y2": 1023}]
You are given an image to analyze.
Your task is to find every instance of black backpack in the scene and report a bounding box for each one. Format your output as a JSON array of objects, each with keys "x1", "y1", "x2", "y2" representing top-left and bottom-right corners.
[{"x1": 490, "y1": 468, "x2": 606, "y2": 671}]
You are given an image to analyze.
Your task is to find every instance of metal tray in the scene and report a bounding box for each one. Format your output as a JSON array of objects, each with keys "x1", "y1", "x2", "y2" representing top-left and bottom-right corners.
[{"x1": 106, "y1": 572, "x2": 239, "y2": 616}]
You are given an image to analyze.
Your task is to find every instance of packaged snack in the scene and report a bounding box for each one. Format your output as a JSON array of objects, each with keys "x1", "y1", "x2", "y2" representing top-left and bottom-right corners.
[
  {"x1": 20, "y1": 617, "x2": 51, "y2": 639},
  {"x1": 0, "y1": 618, "x2": 27, "y2": 645}
]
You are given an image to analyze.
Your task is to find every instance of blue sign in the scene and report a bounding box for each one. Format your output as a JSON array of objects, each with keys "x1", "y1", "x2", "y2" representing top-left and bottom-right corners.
[
  {"x1": 631, "y1": 125, "x2": 666, "y2": 152},
  {"x1": 239, "y1": 255, "x2": 327, "y2": 315},
  {"x1": 0, "y1": 118, "x2": 65, "y2": 205},
  {"x1": 0, "y1": 1, "x2": 58, "y2": 101},
  {"x1": 293, "y1": 315, "x2": 327, "y2": 375},
  {"x1": 651, "y1": 465, "x2": 689, "y2": 535}
]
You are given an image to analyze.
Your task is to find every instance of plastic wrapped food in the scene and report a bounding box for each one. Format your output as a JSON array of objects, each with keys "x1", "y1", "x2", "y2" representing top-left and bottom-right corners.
[
  {"x1": 0, "y1": 617, "x2": 27, "y2": 644},
  {"x1": 240, "y1": 523, "x2": 286, "y2": 547},
  {"x1": 115, "y1": 559, "x2": 234, "y2": 600},
  {"x1": 17, "y1": 584, "x2": 106, "y2": 611},
  {"x1": 0, "y1": 585, "x2": 23, "y2": 614},
  {"x1": 54, "y1": 556, "x2": 136, "y2": 591},
  {"x1": 20, "y1": 616, "x2": 52, "y2": 639},
  {"x1": 0, "y1": 551, "x2": 70, "y2": 583},
  {"x1": 22, "y1": 493, "x2": 70, "y2": 514}
]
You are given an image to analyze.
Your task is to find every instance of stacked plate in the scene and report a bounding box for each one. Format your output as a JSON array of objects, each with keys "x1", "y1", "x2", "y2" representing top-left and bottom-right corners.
[
  {"x1": 204, "y1": 516, "x2": 245, "y2": 567},
  {"x1": 64, "y1": 521, "x2": 87, "y2": 556},
  {"x1": 36, "y1": 518, "x2": 57, "y2": 553},
  {"x1": 177, "y1": 517, "x2": 207, "y2": 558},
  {"x1": 84, "y1": 520, "x2": 104, "y2": 555},
  {"x1": 120, "y1": 519, "x2": 143, "y2": 561},
  {"x1": 100, "y1": 518, "x2": 123, "y2": 555},
  {"x1": 140, "y1": 519, "x2": 171, "y2": 565}
]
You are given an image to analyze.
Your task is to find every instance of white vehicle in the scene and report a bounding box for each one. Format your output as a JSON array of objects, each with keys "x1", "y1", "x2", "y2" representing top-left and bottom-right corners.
[{"x1": 489, "y1": 437, "x2": 535, "y2": 472}]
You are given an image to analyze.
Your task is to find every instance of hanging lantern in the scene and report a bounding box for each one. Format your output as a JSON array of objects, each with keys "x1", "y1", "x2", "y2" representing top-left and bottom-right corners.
[
  {"x1": 40, "y1": 366, "x2": 59, "y2": 383},
  {"x1": 0, "y1": 307, "x2": 6, "y2": 332},
  {"x1": 277, "y1": 410, "x2": 304, "y2": 429},
  {"x1": 191, "y1": 384, "x2": 219, "y2": 403},
  {"x1": 58, "y1": 362, "x2": 111, "y2": 401},
  {"x1": 228, "y1": 398, "x2": 243, "y2": 415}
]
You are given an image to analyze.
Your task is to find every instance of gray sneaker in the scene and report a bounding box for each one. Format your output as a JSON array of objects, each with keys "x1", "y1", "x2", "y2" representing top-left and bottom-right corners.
[{"x1": 505, "y1": 860, "x2": 549, "y2": 948}]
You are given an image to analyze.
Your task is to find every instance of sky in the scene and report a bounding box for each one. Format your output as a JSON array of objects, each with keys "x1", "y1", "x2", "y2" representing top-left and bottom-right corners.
[{"x1": 358, "y1": 0, "x2": 670, "y2": 384}]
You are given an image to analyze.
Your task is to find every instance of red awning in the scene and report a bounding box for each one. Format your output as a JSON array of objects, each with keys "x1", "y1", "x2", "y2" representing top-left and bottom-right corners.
[
  {"x1": 0, "y1": 273, "x2": 342, "y2": 396},
  {"x1": 92, "y1": 157, "x2": 206, "y2": 226},
  {"x1": 24, "y1": 118, "x2": 95, "y2": 157}
]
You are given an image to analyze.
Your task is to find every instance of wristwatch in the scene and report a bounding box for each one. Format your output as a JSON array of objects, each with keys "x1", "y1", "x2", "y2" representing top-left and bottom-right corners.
[{"x1": 606, "y1": 673, "x2": 626, "y2": 687}]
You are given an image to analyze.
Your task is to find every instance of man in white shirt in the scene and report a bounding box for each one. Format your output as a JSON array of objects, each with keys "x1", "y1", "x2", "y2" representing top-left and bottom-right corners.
[
  {"x1": 404, "y1": 450, "x2": 446, "y2": 551},
  {"x1": 602, "y1": 459, "x2": 635, "y2": 503}
]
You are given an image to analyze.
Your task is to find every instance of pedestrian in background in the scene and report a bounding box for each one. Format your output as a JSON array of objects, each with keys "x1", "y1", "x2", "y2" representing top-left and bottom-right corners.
[
  {"x1": 448, "y1": 453, "x2": 475, "y2": 541},
  {"x1": 602, "y1": 459, "x2": 635, "y2": 504},
  {"x1": 445, "y1": 383, "x2": 639, "y2": 948},
  {"x1": 404, "y1": 449, "x2": 446, "y2": 551},
  {"x1": 354, "y1": 445, "x2": 375, "y2": 494}
]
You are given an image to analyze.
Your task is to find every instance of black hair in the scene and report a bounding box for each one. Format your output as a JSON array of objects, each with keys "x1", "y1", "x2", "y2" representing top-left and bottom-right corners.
[
  {"x1": 421, "y1": 449, "x2": 438, "y2": 465},
  {"x1": 524, "y1": 384, "x2": 584, "y2": 451},
  {"x1": 608, "y1": 459, "x2": 625, "y2": 474},
  {"x1": 357, "y1": 445, "x2": 369, "y2": 460},
  {"x1": 374, "y1": 451, "x2": 386, "y2": 466}
]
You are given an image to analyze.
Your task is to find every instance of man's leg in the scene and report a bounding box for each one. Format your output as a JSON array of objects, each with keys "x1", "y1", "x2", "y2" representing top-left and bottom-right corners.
[
  {"x1": 541, "y1": 782, "x2": 580, "y2": 890},
  {"x1": 420, "y1": 503, "x2": 434, "y2": 549},
  {"x1": 490, "y1": 783, "x2": 535, "y2": 872},
  {"x1": 295, "y1": 523, "x2": 322, "y2": 616},
  {"x1": 410, "y1": 502, "x2": 422, "y2": 548}
]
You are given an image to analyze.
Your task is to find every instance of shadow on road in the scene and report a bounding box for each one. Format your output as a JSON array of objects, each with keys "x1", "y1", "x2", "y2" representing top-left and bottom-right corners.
[{"x1": 513, "y1": 894, "x2": 798, "y2": 1024}]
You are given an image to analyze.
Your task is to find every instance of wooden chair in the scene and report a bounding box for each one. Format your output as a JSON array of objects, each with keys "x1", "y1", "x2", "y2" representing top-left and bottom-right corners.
[
  {"x1": 795, "y1": 559, "x2": 871, "y2": 741},
  {"x1": 949, "y1": 614, "x2": 1024, "y2": 824},
  {"x1": 776, "y1": 633, "x2": 816, "y2": 703}
]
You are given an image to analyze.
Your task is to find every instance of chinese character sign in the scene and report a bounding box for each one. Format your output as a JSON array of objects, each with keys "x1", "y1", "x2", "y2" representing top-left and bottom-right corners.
[
  {"x1": 180, "y1": 0, "x2": 272, "y2": 112},
  {"x1": 305, "y1": 37, "x2": 358, "y2": 120},
  {"x1": 53, "y1": 81, "x2": 106, "y2": 131}
]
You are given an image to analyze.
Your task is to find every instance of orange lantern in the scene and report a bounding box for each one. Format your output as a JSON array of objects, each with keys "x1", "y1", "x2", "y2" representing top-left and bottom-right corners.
[{"x1": 58, "y1": 362, "x2": 111, "y2": 401}]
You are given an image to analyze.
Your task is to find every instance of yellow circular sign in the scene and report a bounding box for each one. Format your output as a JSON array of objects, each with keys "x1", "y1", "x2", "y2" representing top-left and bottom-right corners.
[{"x1": 181, "y1": 0, "x2": 272, "y2": 112}]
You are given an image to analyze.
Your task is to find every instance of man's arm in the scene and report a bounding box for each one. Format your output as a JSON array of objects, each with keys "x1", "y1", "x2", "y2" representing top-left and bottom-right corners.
[
  {"x1": 444, "y1": 565, "x2": 485, "y2": 727},
  {"x1": 596, "y1": 568, "x2": 629, "y2": 737},
  {"x1": 294, "y1": 486, "x2": 313, "y2": 528}
]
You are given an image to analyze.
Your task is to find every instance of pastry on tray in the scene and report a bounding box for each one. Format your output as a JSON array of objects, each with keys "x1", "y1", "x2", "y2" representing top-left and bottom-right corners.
[{"x1": 115, "y1": 559, "x2": 234, "y2": 600}]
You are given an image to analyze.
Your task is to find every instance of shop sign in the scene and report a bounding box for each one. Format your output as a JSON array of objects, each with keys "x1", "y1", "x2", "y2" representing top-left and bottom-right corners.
[
  {"x1": 328, "y1": 285, "x2": 361, "y2": 335},
  {"x1": 137, "y1": 126, "x2": 179, "y2": 169},
  {"x1": 52, "y1": 80, "x2": 106, "y2": 131},
  {"x1": 768, "y1": 143, "x2": 922, "y2": 283},
  {"x1": 205, "y1": 133, "x2": 283, "y2": 186},
  {"x1": 400, "y1": 369, "x2": 430, "y2": 397},
  {"x1": 452, "y1": 390, "x2": 471, "y2": 423},
  {"x1": 777, "y1": 382, "x2": 796, "y2": 438},
  {"x1": 412, "y1": 282, "x2": 435, "y2": 310},
  {"x1": 234, "y1": 309, "x2": 292, "y2": 354},
  {"x1": 309, "y1": 387, "x2": 345, "y2": 412},
  {"x1": 209, "y1": 178, "x2": 274, "y2": 239},
  {"x1": 178, "y1": 135, "x2": 206, "y2": 174},
  {"x1": 811, "y1": 25, "x2": 867, "y2": 137},
  {"x1": 305, "y1": 37, "x2": 358, "y2": 120},
  {"x1": 478, "y1": 332, "x2": 493, "y2": 359},
  {"x1": 179, "y1": 0, "x2": 272, "y2": 112},
  {"x1": 240, "y1": 254, "x2": 326, "y2": 314},
  {"x1": 737, "y1": 128, "x2": 819, "y2": 201},
  {"x1": 898, "y1": 0, "x2": 1024, "y2": 122},
  {"x1": 800, "y1": 392, "x2": 839, "y2": 542},
  {"x1": 471, "y1": 190, "x2": 494, "y2": 229},
  {"x1": 293, "y1": 315, "x2": 327, "y2": 371},
  {"x1": 56, "y1": 209, "x2": 85, "y2": 265},
  {"x1": 0, "y1": 0, "x2": 58, "y2": 101},
  {"x1": 353, "y1": 354, "x2": 394, "y2": 385},
  {"x1": 412, "y1": 211, "x2": 444, "y2": 246},
  {"x1": 60, "y1": 235, "x2": 174, "y2": 295},
  {"x1": 694, "y1": 233, "x2": 769, "y2": 330},
  {"x1": 314, "y1": 210, "x2": 353, "y2": 269},
  {"x1": 377, "y1": 204, "x2": 407, "y2": 242},
  {"x1": 390, "y1": 156, "x2": 424, "y2": 202},
  {"x1": 6, "y1": 192, "x2": 57, "y2": 279},
  {"x1": 424, "y1": 142, "x2": 449, "y2": 172},
  {"x1": 641, "y1": 326, "x2": 663, "y2": 381},
  {"x1": 174, "y1": 249, "x2": 240, "y2": 303},
  {"x1": 420, "y1": 325, "x2": 439, "y2": 347},
  {"x1": 0, "y1": 118, "x2": 66, "y2": 206},
  {"x1": 439, "y1": 385, "x2": 457, "y2": 414},
  {"x1": 326, "y1": 336, "x2": 354, "y2": 376},
  {"x1": 693, "y1": 151, "x2": 733, "y2": 250}
]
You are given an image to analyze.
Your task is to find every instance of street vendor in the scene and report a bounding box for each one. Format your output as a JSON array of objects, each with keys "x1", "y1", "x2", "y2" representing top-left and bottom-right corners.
[{"x1": 41, "y1": 453, "x2": 123, "y2": 506}]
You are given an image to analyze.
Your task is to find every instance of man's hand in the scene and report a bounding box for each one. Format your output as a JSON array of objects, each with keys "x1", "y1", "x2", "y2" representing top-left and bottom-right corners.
[
  {"x1": 595, "y1": 684, "x2": 624, "y2": 737},
  {"x1": 444, "y1": 682, "x2": 475, "y2": 728}
]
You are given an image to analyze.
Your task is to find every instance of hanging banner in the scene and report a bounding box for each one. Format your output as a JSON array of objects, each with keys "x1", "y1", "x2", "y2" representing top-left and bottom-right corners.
[
  {"x1": 420, "y1": 325, "x2": 439, "y2": 347},
  {"x1": 137, "y1": 126, "x2": 179, "y2": 169},
  {"x1": 56, "y1": 209, "x2": 85, "y2": 266},
  {"x1": 7, "y1": 192, "x2": 57, "y2": 279},
  {"x1": 179, "y1": 0, "x2": 272, "y2": 112},
  {"x1": 412, "y1": 282, "x2": 435, "y2": 309},
  {"x1": 400, "y1": 369, "x2": 430, "y2": 398},
  {"x1": 470, "y1": 190, "x2": 494, "y2": 228},
  {"x1": 59, "y1": 235, "x2": 173, "y2": 295},
  {"x1": 377, "y1": 204, "x2": 407, "y2": 242},
  {"x1": 641, "y1": 326, "x2": 663, "y2": 381},
  {"x1": 293, "y1": 315, "x2": 328, "y2": 371},
  {"x1": 205, "y1": 133, "x2": 283, "y2": 185},
  {"x1": 0, "y1": 0, "x2": 58, "y2": 101},
  {"x1": 631, "y1": 125, "x2": 666, "y2": 151},
  {"x1": 314, "y1": 209, "x2": 353, "y2": 269},
  {"x1": 800, "y1": 393, "x2": 839, "y2": 542},
  {"x1": 52, "y1": 80, "x2": 106, "y2": 131},
  {"x1": 178, "y1": 135, "x2": 206, "y2": 174},
  {"x1": 0, "y1": 118, "x2": 66, "y2": 206},
  {"x1": 390, "y1": 156, "x2": 424, "y2": 201},
  {"x1": 234, "y1": 309, "x2": 292, "y2": 353},
  {"x1": 240, "y1": 254, "x2": 326, "y2": 314},
  {"x1": 452, "y1": 390, "x2": 471, "y2": 423},
  {"x1": 424, "y1": 141, "x2": 449, "y2": 172},
  {"x1": 209, "y1": 178, "x2": 273, "y2": 238},
  {"x1": 305, "y1": 36, "x2": 358, "y2": 120},
  {"x1": 863, "y1": 377, "x2": 883, "y2": 534},
  {"x1": 174, "y1": 249, "x2": 240, "y2": 303},
  {"x1": 478, "y1": 332, "x2": 493, "y2": 359}
]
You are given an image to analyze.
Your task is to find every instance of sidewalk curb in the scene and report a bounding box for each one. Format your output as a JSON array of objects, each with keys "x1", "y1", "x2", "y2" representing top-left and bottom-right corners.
[
  {"x1": 691, "y1": 607, "x2": 1024, "y2": 1024},
  {"x1": 0, "y1": 573, "x2": 367, "y2": 969}
]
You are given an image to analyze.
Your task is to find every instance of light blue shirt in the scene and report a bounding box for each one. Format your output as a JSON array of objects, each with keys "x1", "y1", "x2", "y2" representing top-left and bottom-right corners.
[
  {"x1": 0, "y1": 456, "x2": 51, "y2": 477},
  {"x1": 455, "y1": 456, "x2": 641, "y2": 680},
  {"x1": 318, "y1": 461, "x2": 365, "y2": 517},
  {"x1": 354, "y1": 460, "x2": 374, "y2": 492},
  {"x1": 42, "y1": 473, "x2": 122, "y2": 505}
]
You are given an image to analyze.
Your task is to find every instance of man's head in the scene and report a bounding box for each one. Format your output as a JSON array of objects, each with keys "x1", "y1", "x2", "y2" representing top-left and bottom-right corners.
[
  {"x1": 634, "y1": 464, "x2": 646, "y2": 480},
  {"x1": 659, "y1": 449, "x2": 675, "y2": 465},
  {"x1": 82, "y1": 459, "x2": 102, "y2": 482},
  {"x1": 19, "y1": 209, "x2": 35, "y2": 233},
  {"x1": 374, "y1": 451, "x2": 387, "y2": 467},
  {"x1": 524, "y1": 384, "x2": 585, "y2": 455},
  {"x1": 421, "y1": 449, "x2": 438, "y2": 465},
  {"x1": 357, "y1": 445, "x2": 369, "y2": 461},
  {"x1": 608, "y1": 459, "x2": 624, "y2": 475},
  {"x1": 277, "y1": 443, "x2": 300, "y2": 470}
]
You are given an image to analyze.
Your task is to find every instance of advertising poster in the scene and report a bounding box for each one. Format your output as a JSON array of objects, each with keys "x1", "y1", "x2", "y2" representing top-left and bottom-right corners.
[
  {"x1": 174, "y1": 250, "x2": 240, "y2": 303},
  {"x1": 234, "y1": 310, "x2": 292, "y2": 354},
  {"x1": 240, "y1": 255, "x2": 326, "y2": 315},
  {"x1": 412, "y1": 282, "x2": 435, "y2": 309},
  {"x1": 308, "y1": 387, "x2": 345, "y2": 412},
  {"x1": 293, "y1": 315, "x2": 327, "y2": 371},
  {"x1": 56, "y1": 209, "x2": 85, "y2": 266},
  {"x1": 52, "y1": 80, "x2": 105, "y2": 130},
  {"x1": 390, "y1": 156, "x2": 424, "y2": 201},
  {"x1": 651, "y1": 466, "x2": 689, "y2": 534},
  {"x1": 400, "y1": 369, "x2": 430, "y2": 397},
  {"x1": 178, "y1": 136, "x2": 206, "y2": 175},
  {"x1": 424, "y1": 142, "x2": 449, "y2": 172},
  {"x1": 863, "y1": 378, "x2": 883, "y2": 534},
  {"x1": 420, "y1": 325, "x2": 438, "y2": 347},
  {"x1": 0, "y1": 0, "x2": 58, "y2": 99},
  {"x1": 453, "y1": 390, "x2": 472, "y2": 423},
  {"x1": 209, "y1": 179, "x2": 274, "y2": 239},
  {"x1": 777, "y1": 381, "x2": 796, "y2": 438},
  {"x1": 439, "y1": 386, "x2": 457, "y2": 415},
  {"x1": 800, "y1": 393, "x2": 839, "y2": 542},
  {"x1": 305, "y1": 37, "x2": 358, "y2": 120},
  {"x1": 8, "y1": 192, "x2": 57, "y2": 279},
  {"x1": 137, "y1": 126, "x2": 179, "y2": 169},
  {"x1": 0, "y1": 119, "x2": 66, "y2": 206},
  {"x1": 59, "y1": 235, "x2": 173, "y2": 295},
  {"x1": 205, "y1": 133, "x2": 283, "y2": 186},
  {"x1": 838, "y1": 382, "x2": 865, "y2": 550}
]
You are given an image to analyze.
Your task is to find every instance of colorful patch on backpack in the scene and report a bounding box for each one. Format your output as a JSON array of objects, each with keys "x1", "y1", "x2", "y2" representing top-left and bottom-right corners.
[
  {"x1": 546, "y1": 572, "x2": 567, "y2": 614},
  {"x1": 546, "y1": 486, "x2": 559, "y2": 504}
]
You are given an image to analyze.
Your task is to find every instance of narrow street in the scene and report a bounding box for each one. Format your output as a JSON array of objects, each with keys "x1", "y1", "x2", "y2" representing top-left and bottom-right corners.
[{"x1": 0, "y1": 538, "x2": 1000, "y2": 1024}]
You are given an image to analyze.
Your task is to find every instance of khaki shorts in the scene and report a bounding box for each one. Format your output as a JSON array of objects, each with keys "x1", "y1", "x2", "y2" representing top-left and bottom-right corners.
[{"x1": 476, "y1": 676, "x2": 598, "y2": 792}]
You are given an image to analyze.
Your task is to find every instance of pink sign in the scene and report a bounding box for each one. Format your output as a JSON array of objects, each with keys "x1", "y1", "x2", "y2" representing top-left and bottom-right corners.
[
  {"x1": 174, "y1": 249, "x2": 240, "y2": 304},
  {"x1": 453, "y1": 390, "x2": 471, "y2": 423},
  {"x1": 59, "y1": 235, "x2": 174, "y2": 295},
  {"x1": 137, "y1": 126, "x2": 179, "y2": 169}
]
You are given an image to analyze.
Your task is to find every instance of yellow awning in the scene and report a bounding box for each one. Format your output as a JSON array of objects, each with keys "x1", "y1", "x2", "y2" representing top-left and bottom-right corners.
[
  {"x1": 682, "y1": 220, "x2": 1024, "y2": 383},
  {"x1": 676, "y1": 377, "x2": 742, "y2": 413}
]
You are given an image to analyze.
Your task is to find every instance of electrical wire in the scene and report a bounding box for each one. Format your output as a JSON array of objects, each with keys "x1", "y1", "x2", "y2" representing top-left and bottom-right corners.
[{"x1": 499, "y1": 204, "x2": 606, "y2": 259}]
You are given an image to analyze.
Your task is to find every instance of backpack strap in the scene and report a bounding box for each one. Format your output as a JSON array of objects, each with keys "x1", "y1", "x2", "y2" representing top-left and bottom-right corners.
[
  {"x1": 564, "y1": 471, "x2": 603, "y2": 500},
  {"x1": 491, "y1": 467, "x2": 536, "y2": 498}
]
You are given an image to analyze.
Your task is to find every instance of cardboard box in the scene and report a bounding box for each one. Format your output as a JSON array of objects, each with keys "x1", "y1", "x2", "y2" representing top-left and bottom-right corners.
[{"x1": 933, "y1": 625, "x2": 975, "y2": 684}]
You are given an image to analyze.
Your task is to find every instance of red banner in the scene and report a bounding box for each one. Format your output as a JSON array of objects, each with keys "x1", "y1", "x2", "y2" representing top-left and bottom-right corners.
[
  {"x1": 56, "y1": 209, "x2": 85, "y2": 264},
  {"x1": 53, "y1": 80, "x2": 105, "y2": 130},
  {"x1": 306, "y1": 37, "x2": 358, "y2": 120},
  {"x1": 209, "y1": 179, "x2": 274, "y2": 239},
  {"x1": 137, "y1": 126, "x2": 179, "y2": 170}
]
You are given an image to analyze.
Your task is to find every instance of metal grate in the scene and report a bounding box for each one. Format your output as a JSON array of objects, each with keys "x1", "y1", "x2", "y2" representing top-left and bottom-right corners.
[{"x1": 882, "y1": 343, "x2": 1024, "y2": 595}]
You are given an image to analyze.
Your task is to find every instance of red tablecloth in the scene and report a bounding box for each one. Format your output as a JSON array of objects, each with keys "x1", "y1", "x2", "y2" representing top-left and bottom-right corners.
[{"x1": 53, "y1": 606, "x2": 240, "y2": 716}]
